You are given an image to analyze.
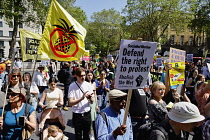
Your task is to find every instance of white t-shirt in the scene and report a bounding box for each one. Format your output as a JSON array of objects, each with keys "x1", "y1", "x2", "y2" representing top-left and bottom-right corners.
[{"x1": 68, "y1": 81, "x2": 94, "y2": 113}]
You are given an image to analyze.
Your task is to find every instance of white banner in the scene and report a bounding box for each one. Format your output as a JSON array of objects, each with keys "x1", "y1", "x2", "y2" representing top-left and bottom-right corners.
[
  {"x1": 156, "y1": 58, "x2": 163, "y2": 67},
  {"x1": 115, "y1": 40, "x2": 157, "y2": 89}
]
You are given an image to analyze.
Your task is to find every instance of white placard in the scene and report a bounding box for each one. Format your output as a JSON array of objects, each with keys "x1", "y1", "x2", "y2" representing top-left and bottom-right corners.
[
  {"x1": 156, "y1": 58, "x2": 163, "y2": 67},
  {"x1": 186, "y1": 54, "x2": 193, "y2": 62},
  {"x1": 107, "y1": 54, "x2": 112, "y2": 61},
  {"x1": 115, "y1": 40, "x2": 157, "y2": 89},
  {"x1": 40, "y1": 60, "x2": 50, "y2": 66}
]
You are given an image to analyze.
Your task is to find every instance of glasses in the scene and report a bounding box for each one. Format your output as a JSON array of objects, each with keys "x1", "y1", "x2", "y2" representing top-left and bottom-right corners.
[
  {"x1": 79, "y1": 75, "x2": 86, "y2": 77},
  {"x1": 12, "y1": 75, "x2": 20, "y2": 77},
  {"x1": 114, "y1": 96, "x2": 127, "y2": 102},
  {"x1": 9, "y1": 93, "x2": 20, "y2": 97}
]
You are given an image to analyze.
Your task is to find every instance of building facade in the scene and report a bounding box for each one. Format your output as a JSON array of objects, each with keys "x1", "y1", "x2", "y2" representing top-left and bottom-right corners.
[{"x1": 0, "y1": 15, "x2": 41, "y2": 58}]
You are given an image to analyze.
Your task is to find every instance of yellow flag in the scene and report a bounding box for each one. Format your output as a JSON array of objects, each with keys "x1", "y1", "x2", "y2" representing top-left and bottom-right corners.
[
  {"x1": 38, "y1": 0, "x2": 86, "y2": 61},
  {"x1": 20, "y1": 29, "x2": 50, "y2": 61}
]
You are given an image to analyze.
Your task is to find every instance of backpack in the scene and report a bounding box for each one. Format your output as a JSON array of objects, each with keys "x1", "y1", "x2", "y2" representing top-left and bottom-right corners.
[
  {"x1": 57, "y1": 69, "x2": 66, "y2": 83},
  {"x1": 138, "y1": 121, "x2": 168, "y2": 140}
]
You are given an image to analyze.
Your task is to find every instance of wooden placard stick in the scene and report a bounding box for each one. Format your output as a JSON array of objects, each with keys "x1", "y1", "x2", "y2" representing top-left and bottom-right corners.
[{"x1": 123, "y1": 89, "x2": 132, "y2": 125}]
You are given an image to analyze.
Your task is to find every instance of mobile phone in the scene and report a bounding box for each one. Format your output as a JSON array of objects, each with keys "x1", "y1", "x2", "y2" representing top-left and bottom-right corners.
[
  {"x1": 18, "y1": 116, "x2": 25, "y2": 126},
  {"x1": 176, "y1": 84, "x2": 183, "y2": 95}
]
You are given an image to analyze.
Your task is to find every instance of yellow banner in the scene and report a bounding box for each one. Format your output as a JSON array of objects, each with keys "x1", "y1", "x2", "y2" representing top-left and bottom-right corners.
[
  {"x1": 169, "y1": 62, "x2": 185, "y2": 86},
  {"x1": 20, "y1": 29, "x2": 50, "y2": 61},
  {"x1": 38, "y1": 0, "x2": 86, "y2": 61},
  {"x1": 84, "y1": 50, "x2": 90, "y2": 56}
]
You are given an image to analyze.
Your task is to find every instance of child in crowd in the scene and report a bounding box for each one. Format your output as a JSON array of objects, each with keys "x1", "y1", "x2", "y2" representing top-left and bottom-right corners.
[{"x1": 45, "y1": 125, "x2": 68, "y2": 140}]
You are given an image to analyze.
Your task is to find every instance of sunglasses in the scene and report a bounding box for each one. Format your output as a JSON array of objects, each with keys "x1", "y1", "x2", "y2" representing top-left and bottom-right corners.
[
  {"x1": 12, "y1": 75, "x2": 20, "y2": 77},
  {"x1": 9, "y1": 93, "x2": 20, "y2": 97},
  {"x1": 78, "y1": 75, "x2": 86, "y2": 77},
  {"x1": 114, "y1": 96, "x2": 127, "y2": 102}
]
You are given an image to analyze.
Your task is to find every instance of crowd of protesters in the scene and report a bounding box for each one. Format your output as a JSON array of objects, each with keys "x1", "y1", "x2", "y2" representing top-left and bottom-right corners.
[{"x1": 0, "y1": 56, "x2": 210, "y2": 140}]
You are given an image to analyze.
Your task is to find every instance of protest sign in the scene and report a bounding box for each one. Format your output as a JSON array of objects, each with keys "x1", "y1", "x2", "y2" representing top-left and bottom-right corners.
[
  {"x1": 169, "y1": 47, "x2": 186, "y2": 63},
  {"x1": 115, "y1": 40, "x2": 157, "y2": 89},
  {"x1": 206, "y1": 63, "x2": 210, "y2": 73},
  {"x1": 169, "y1": 62, "x2": 185, "y2": 86},
  {"x1": 107, "y1": 54, "x2": 112, "y2": 61},
  {"x1": 186, "y1": 54, "x2": 193, "y2": 62},
  {"x1": 156, "y1": 58, "x2": 163, "y2": 67},
  {"x1": 40, "y1": 60, "x2": 50, "y2": 66}
]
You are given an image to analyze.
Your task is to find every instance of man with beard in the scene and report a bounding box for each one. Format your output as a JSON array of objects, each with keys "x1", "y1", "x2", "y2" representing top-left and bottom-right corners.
[
  {"x1": 95, "y1": 89, "x2": 133, "y2": 140},
  {"x1": 68, "y1": 67, "x2": 94, "y2": 140}
]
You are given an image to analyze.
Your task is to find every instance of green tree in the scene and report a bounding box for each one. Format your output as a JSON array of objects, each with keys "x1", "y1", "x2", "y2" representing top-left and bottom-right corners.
[
  {"x1": 188, "y1": 0, "x2": 210, "y2": 49},
  {"x1": 86, "y1": 9, "x2": 123, "y2": 57},
  {"x1": 123, "y1": 0, "x2": 193, "y2": 42}
]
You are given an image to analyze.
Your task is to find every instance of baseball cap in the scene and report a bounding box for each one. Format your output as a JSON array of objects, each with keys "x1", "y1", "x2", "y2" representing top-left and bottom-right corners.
[
  {"x1": 168, "y1": 102, "x2": 205, "y2": 123},
  {"x1": 108, "y1": 89, "x2": 127, "y2": 100}
]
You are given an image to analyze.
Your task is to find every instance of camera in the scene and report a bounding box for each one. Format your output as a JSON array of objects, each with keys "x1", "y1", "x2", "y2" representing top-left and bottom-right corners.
[{"x1": 18, "y1": 116, "x2": 25, "y2": 126}]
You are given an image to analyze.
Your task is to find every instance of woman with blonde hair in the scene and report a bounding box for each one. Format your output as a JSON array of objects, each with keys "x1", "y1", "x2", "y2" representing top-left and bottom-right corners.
[{"x1": 148, "y1": 81, "x2": 168, "y2": 124}]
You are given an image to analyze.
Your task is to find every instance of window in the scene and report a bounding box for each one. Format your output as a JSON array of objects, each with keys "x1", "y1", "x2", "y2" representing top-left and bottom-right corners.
[
  {"x1": 189, "y1": 36, "x2": 193, "y2": 46},
  {"x1": 180, "y1": 36, "x2": 184, "y2": 45},
  {"x1": 0, "y1": 41, "x2": 3, "y2": 46},
  {"x1": 19, "y1": 23, "x2": 23, "y2": 28},
  {"x1": 0, "y1": 21, "x2": 2, "y2": 27},
  {"x1": 0, "y1": 30, "x2": 3, "y2": 36},
  {"x1": 0, "y1": 15, "x2": 2, "y2": 19},
  {"x1": 171, "y1": 35, "x2": 175, "y2": 45},
  {"x1": 9, "y1": 31, "x2": 13, "y2": 37}
]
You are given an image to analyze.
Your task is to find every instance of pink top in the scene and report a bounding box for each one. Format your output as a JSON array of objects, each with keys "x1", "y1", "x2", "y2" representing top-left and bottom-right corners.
[{"x1": 195, "y1": 89, "x2": 210, "y2": 116}]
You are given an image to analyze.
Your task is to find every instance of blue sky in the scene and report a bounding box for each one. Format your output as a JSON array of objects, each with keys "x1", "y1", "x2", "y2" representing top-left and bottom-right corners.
[{"x1": 74, "y1": 0, "x2": 127, "y2": 20}]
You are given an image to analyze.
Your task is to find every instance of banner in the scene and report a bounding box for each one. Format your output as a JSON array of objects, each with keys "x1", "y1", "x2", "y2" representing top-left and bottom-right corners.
[
  {"x1": 20, "y1": 29, "x2": 50, "y2": 61},
  {"x1": 38, "y1": 0, "x2": 86, "y2": 61},
  {"x1": 80, "y1": 50, "x2": 90, "y2": 61},
  {"x1": 169, "y1": 62, "x2": 185, "y2": 86},
  {"x1": 115, "y1": 40, "x2": 157, "y2": 89},
  {"x1": 186, "y1": 54, "x2": 193, "y2": 62},
  {"x1": 169, "y1": 47, "x2": 186, "y2": 63}
]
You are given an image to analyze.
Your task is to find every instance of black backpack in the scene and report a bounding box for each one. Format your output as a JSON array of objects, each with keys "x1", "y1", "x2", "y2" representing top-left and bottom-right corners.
[{"x1": 138, "y1": 121, "x2": 169, "y2": 140}]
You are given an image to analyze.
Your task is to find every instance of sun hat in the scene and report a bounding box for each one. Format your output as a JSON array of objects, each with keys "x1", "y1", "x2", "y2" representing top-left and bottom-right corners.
[
  {"x1": 8, "y1": 87, "x2": 26, "y2": 96},
  {"x1": 108, "y1": 89, "x2": 127, "y2": 100},
  {"x1": 168, "y1": 102, "x2": 205, "y2": 123}
]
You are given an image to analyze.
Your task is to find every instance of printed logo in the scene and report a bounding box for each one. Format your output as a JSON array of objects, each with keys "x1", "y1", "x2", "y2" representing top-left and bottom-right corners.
[{"x1": 50, "y1": 18, "x2": 82, "y2": 58}]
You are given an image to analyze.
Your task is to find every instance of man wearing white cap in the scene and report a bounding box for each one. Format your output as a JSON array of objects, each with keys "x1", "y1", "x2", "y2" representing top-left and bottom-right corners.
[
  {"x1": 149, "y1": 102, "x2": 205, "y2": 140},
  {"x1": 95, "y1": 89, "x2": 133, "y2": 140}
]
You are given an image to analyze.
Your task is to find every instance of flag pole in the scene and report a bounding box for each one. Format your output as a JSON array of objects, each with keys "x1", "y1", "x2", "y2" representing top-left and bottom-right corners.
[
  {"x1": 123, "y1": 89, "x2": 132, "y2": 125},
  {"x1": 1, "y1": 48, "x2": 18, "y2": 117}
]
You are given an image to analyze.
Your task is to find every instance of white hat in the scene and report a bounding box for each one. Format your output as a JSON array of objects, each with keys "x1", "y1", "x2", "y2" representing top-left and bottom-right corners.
[
  {"x1": 168, "y1": 102, "x2": 205, "y2": 123},
  {"x1": 108, "y1": 89, "x2": 127, "y2": 100}
]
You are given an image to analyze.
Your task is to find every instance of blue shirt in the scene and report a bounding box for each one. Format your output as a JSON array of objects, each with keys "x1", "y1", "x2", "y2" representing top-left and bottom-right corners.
[
  {"x1": 95, "y1": 79, "x2": 110, "y2": 95},
  {"x1": 95, "y1": 106, "x2": 133, "y2": 140},
  {"x1": 0, "y1": 103, "x2": 34, "y2": 140}
]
